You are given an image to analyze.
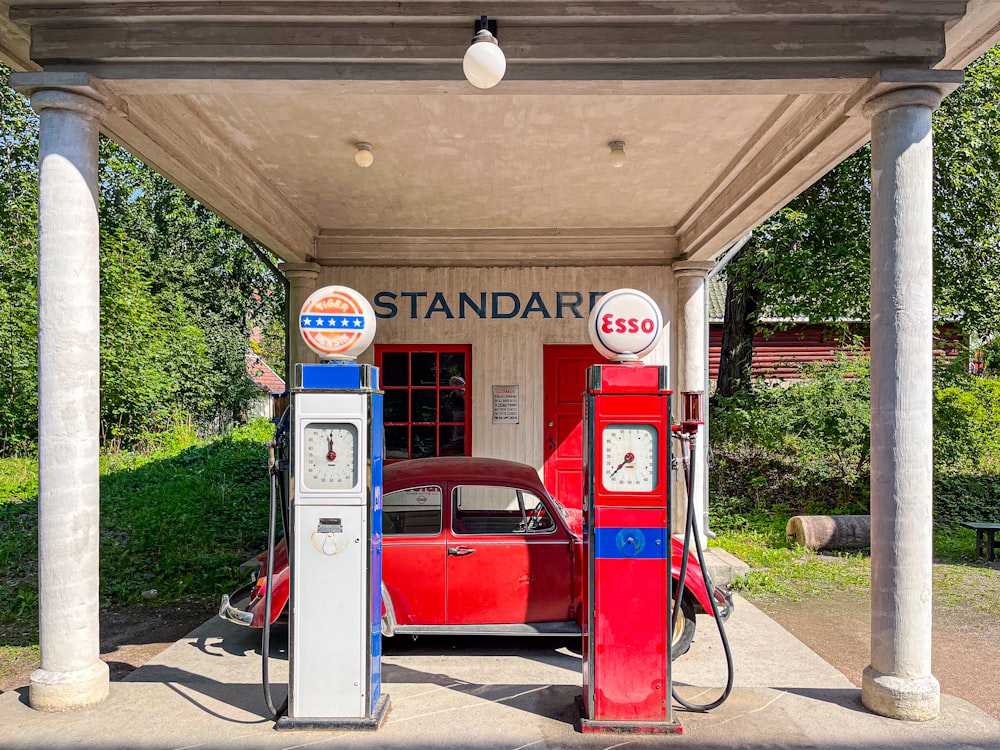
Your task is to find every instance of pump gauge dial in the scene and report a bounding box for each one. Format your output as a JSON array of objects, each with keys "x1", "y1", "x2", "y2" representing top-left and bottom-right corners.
[
  {"x1": 601, "y1": 424, "x2": 658, "y2": 493},
  {"x1": 302, "y1": 422, "x2": 359, "y2": 490}
]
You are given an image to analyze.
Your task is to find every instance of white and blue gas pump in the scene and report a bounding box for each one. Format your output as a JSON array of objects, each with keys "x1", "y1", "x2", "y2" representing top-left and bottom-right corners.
[{"x1": 276, "y1": 285, "x2": 390, "y2": 731}]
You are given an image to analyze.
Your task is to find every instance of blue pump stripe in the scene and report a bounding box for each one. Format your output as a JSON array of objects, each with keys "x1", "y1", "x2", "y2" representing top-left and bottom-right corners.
[{"x1": 594, "y1": 527, "x2": 668, "y2": 559}]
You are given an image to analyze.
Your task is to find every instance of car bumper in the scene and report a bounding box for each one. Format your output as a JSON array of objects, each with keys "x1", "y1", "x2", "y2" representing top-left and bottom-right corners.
[
  {"x1": 218, "y1": 586, "x2": 255, "y2": 627},
  {"x1": 714, "y1": 586, "x2": 734, "y2": 620}
]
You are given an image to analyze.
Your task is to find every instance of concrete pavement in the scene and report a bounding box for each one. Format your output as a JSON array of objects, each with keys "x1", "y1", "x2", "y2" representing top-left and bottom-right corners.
[{"x1": 2, "y1": 583, "x2": 998, "y2": 750}]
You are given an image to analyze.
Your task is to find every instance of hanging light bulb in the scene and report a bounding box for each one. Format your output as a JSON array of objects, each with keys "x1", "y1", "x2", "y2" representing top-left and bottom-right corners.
[
  {"x1": 354, "y1": 142, "x2": 374, "y2": 168},
  {"x1": 608, "y1": 141, "x2": 627, "y2": 168},
  {"x1": 463, "y1": 16, "x2": 506, "y2": 89}
]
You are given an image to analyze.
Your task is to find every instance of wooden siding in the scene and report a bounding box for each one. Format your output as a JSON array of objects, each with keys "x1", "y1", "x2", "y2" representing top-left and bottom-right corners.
[
  {"x1": 708, "y1": 323, "x2": 965, "y2": 380},
  {"x1": 320, "y1": 266, "x2": 676, "y2": 474}
]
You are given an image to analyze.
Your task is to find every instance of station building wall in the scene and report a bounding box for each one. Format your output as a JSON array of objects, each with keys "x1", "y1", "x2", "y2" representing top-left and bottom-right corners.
[{"x1": 320, "y1": 266, "x2": 677, "y2": 473}]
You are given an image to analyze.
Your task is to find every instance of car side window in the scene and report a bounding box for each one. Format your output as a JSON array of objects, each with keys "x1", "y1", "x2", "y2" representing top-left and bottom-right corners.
[
  {"x1": 384, "y1": 486, "x2": 443, "y2": 536},
  {"x1": 452, "y1": 486, "x2": 556, "y2": 535}
]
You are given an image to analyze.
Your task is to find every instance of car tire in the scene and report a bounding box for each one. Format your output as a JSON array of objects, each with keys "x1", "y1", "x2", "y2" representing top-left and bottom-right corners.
[{"x1": 671, "y1": 595, "x2": 696, "y2": 660}]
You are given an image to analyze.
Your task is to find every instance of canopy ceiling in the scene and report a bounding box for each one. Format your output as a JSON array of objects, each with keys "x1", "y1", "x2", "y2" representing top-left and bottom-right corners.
[{"x1": 2, "y1": 1, "x2": 999, "y2": 266}]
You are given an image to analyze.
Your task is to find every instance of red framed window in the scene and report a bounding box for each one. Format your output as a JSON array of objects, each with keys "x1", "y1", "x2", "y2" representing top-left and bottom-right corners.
[{"x1": 375, "y1": 344, "x2": 471, "y2": 461}]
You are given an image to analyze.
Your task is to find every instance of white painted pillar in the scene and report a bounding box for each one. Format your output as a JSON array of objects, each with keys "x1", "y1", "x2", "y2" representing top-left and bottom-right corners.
[
  {"x1": 21, "y1": 79, "x2": 109, "y2": 711},
  {"x1": 283, "y1": 262, "x2": 321, "y2": 371},
  {"x1": 671, "y1": 261, "x2": 715, "y2": 542},
  {"x1": 862, "y1": 86, "x2": 945, "y2": 721}
]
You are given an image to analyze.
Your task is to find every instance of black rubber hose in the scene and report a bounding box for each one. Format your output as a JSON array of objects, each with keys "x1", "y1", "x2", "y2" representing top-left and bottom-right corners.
[
  {"x1": 262, "y1": 436, "x2": 288, "y2": 721},
  {"x1": 671, "y1": 432, "x2": 735, "y2": 712}
]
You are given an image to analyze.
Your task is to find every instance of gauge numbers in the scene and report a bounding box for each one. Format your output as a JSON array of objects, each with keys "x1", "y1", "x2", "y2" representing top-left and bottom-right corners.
[
  {"x1": 302, "y1": 422, "x2": 359, "y2": 490},
  {"x1": 601, "y1": 423, "x2": 658, "y2": 493}
]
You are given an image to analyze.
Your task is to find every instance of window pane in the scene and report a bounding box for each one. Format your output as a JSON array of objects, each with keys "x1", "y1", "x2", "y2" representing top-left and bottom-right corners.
[
  {"x1": 384, "y1": 486, "x2": 442, "y2": 536},
  {"x1": 439, "y1": 353, "x2": 466, "y2": 385},
  {"x1": 438, "y1": 425, "x2": 464, "y2": 456},
  {"x1": 410, "y1": 390, "x2": 437, "y2": 423},
  {"x1": 385, "y1": 426, "x2": 409, "y2": 460},
  {"x1": 452, "y1": 485, "x2": 526, "y2": 535},
  {"x1": 412, "y1": 352, "x2": 437, "y2": 386},
  {"x1": 384, "y1": 390, "x2": 407, "y2": 423},
  {"x1": 439, "y1": 388, "x2": 465, "y2": 423},
  {"x1": 411, "y1": 425, "x2": 436, "y2": 459},
  {"x1": 381, "y1": 352, "x2": 409, "y2": 387}
]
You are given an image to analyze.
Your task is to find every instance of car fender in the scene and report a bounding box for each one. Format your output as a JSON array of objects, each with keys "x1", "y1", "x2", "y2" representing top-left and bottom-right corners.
[
  {"x1": 670, "y1": 537, "x2": 715, "y2": 614},
  {"x1": 241, "y1": 540, "x2": 290, "y2": 628}
]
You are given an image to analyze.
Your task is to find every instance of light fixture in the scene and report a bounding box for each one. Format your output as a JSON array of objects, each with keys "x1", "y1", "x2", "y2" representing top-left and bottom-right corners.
[
  {"x1": 354, "y1": 142, "x2": 374, "y2": 168},
  {"x1": 608, "y1": 140, "x2": 627, "y2": 168},
  {"x1": 463, "y1": 15, "x2": 506, "y2": 89}
]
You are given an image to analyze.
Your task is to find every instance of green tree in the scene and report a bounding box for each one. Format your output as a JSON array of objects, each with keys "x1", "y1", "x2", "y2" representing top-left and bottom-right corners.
[
  {"x1": 0, "y1": 63, "x2": 285, "y2": 453},
  {"x1": 717, "y1": 46, "x2": 1000, "y2": 396},
  {"x1": 0, "y1": 66, "x2": 39, "y2": 453}
]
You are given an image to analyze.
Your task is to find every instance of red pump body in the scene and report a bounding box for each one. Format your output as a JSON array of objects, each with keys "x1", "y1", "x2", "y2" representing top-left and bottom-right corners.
[{"x1": 581, "y1": 363, "x2": 681, "y2": 734}]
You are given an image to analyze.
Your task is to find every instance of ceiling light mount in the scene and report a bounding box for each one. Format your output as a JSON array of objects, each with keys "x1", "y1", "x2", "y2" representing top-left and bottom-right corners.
[
  {"x1": 608, "y1": 140, "x2": 627, "y2": 168},
  {"x1": 354, "y1": 142, "x2": 374, "y2": 168},
  {"x1": 463, "y1": 15, "x2": 506, "y2": 89}
]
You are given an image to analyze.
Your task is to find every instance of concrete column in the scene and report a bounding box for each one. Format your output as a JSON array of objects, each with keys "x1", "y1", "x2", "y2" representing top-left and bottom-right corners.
[
  {"x1": 283, "y1": 262, "x2": 321, "y2": 372},
  {"x1": 861, "y1": 86, "x2": 945, "y2": 721},
  {"x1": 24, "y1": 81, "x2": 109, "y2": 710},
  {"x1": 671, "y1": 261, "x2": 715, "y2": 541}
]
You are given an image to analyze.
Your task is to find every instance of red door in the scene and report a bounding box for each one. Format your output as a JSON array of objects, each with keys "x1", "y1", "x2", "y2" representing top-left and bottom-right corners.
[{"x1": 543, "y1": 345, "x2": 605, "y2": 511}]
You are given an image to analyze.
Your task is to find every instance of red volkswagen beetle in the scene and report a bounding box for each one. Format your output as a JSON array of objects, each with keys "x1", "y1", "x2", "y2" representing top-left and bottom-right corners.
[{"x1": 221, "y1": 456, "x2": 731, "y2": 658}]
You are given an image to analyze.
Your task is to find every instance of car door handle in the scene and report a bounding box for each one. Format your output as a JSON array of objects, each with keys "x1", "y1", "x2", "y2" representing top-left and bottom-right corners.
[{"x1": 448, "y1": 546, "x2": 476, "y2": 557}]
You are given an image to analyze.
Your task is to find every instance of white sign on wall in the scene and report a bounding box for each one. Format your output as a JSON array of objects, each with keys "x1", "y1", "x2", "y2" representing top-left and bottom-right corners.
[{"x1": 492, "y1": 385, "x2": 520, "y2": 424}]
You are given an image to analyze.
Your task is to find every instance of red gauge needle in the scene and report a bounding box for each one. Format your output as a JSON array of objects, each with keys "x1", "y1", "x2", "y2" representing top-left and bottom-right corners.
[
  {"x1": 326, "y1": 434, "x2": 337, "y2": 462},
  {"x1": 609, "y1": 452, "x2": 635, "y2": 477}
]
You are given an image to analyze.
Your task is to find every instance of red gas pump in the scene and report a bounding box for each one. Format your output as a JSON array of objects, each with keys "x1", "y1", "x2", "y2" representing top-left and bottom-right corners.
[
  {"x1": 581, "y1": 361, "x2": 681, "y2": 733},
  {"x1": 580, "y1": 289, "x2": 681, "y2": 733},
  {"x1": 580, "y1": 289, "x2": 734, "y2": 733}
]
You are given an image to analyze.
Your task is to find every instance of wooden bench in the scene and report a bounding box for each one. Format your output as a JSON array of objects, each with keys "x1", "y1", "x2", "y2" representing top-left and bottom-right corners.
[{"x1": 960, "y1": 521, "x2": 1000, "y2": 562}]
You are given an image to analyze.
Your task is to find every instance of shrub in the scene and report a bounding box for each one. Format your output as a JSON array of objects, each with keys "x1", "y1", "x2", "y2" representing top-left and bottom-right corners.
[
  {"x1": 711, "y1": 353, "x2": 872, "y2": 519},
  {"x1": 710, "y1": 357, "x2": 1000, "y2": 527}
]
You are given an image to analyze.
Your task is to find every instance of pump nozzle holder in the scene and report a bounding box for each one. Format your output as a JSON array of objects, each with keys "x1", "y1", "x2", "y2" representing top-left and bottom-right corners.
[{"x1": 680, "y1": 390, "x2": 705, "y2": 434}]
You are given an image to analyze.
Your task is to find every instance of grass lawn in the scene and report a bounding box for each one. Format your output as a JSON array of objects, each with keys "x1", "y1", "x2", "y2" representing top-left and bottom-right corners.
[
  {"x1": 0, "y1": 420, "x2": 275, "y2": 686},
  {"x1": 713, "y1": 513, "x2": 999, "y2": 615}
]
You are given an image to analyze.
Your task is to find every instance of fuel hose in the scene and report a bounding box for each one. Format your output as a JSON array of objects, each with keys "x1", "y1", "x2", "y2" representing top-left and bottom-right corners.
[
  {"x1": 262, "y1": 410, "x2": 289, "y2": 721},
  {"x1": 670, "y1": 431, "x2": 735, "y2": 711}
]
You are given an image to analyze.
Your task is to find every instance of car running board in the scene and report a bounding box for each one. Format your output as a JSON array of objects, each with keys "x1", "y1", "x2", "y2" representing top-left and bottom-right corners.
[{"x1": 392, "y1": 622, "x2": 582, "y2": 637}]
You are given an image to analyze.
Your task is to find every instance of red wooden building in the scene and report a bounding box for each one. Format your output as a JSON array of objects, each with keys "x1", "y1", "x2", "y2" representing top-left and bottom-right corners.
[{"x1": 707, "y1": 280, "x2": 965, "y2": 381}]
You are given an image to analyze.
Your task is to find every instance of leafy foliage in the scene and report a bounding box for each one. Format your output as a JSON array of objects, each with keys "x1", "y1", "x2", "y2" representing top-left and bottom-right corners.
[
  {"x1": 0, "y1": 68, "x2": 39, "y2": 454},
  {"x1": 0, "y1": 63, "x2": 285, "y2": 454},
  {"x1": 0, "y1": 420, "x2": 274, "y2": 645},
  {"x1": 712, "y1": 354, "x2": 873, "y2": 517},
  {"x1": 717, "y1": 47, "x2": 1000, "y2": 395},
  {"x1": 711, "y1": 357, "x2": 1000, "y2": 528}
]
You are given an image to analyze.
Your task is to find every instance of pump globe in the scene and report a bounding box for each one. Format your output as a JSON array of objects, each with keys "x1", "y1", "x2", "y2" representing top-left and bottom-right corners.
[{"x1": 463, "y1": 30, "x2": 506, "y2": 89}]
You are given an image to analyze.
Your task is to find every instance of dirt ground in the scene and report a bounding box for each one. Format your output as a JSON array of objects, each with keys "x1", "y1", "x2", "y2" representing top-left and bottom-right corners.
[
  {"x1": 0, "y1": 603, "x2": 214, "y2": 694},
  {"x1": 758, "y1": 587, "x2": 1000, "y2": 720},
  {"x1": 2, "y1": 588, "x2": 997, "y2": 722}
]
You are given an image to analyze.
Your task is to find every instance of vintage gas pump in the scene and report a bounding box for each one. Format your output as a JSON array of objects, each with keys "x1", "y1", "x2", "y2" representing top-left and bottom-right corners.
[
  {"x1": 277, "y1": 285, "x2": 390, "y2": 730},
  {"x1": 580, "y1": 289, "x2": 683, "y2": 733}
]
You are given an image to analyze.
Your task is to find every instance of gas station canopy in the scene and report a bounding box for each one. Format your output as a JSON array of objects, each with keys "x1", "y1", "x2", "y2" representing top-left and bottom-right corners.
[{"x1": 2, "y1": 0, "x2": 995, "y2": 266}]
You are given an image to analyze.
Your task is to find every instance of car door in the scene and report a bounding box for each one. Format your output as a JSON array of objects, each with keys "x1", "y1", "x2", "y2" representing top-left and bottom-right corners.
[
  {"x1": 445, "y1": 483, "x2": 573, "y2": 625},
  {"x1": 382, "y1": 484, "x2": 447, "y2": 625}
]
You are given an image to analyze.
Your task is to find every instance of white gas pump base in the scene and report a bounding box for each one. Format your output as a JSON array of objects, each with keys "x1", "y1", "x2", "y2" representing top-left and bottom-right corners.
[
  {"x1": 576, "y1": 696, "x2": 683, "y2": 735},
  {"x1": 275, "y1": 694, "x2": 391, "y2": 731}
]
